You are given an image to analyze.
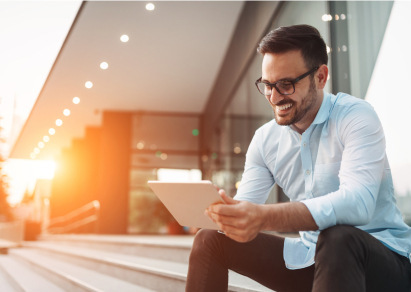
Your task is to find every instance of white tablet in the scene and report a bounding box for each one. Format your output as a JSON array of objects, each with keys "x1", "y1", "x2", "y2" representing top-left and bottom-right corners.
[{"x1": 147, "y1": 180, "x2": 224, "y2": 230}]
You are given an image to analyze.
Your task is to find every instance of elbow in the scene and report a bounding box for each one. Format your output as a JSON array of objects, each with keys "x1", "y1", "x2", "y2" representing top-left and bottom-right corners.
[
  {"x1": 333, "y1": 187, "x2": 376, "y2": 226},
  {"x1": 337, "y1": 203, "x2": 373, "y2": 226},
  {"x1": 350, "y1": 204, "x2": 373, "y2": 226}
]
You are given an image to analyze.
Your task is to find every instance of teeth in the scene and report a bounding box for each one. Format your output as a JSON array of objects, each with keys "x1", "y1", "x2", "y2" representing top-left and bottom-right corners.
[{"x1": 278, "y1": 103, "x2": 292, "y2": 110}]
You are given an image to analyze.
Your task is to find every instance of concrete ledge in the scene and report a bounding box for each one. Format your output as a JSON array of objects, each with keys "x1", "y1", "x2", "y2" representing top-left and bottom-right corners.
[{"x1": 0, "y1": 240, "x2": 20, "y2": 254}]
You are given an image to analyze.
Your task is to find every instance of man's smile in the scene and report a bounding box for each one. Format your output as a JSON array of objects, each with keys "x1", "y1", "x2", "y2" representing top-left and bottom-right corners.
[{"x1": 277, "y1": 103, "x2": 293, "y2": 111}]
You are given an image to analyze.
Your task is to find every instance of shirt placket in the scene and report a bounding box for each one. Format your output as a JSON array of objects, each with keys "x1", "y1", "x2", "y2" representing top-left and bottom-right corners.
[{"x1": 301, "y1": 129, "x2": 314, "y2": 198}]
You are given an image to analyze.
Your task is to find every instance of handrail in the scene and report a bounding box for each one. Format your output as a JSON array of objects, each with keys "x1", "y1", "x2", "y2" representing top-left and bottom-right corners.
[{"x1": 47, "y1": 200, "x2": 100, "y2": 234}]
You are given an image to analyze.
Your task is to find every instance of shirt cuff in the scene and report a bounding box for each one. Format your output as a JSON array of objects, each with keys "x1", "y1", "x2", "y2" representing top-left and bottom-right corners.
[{"x1": 301, "y1": 195, "x2": 337, "y2": 230}]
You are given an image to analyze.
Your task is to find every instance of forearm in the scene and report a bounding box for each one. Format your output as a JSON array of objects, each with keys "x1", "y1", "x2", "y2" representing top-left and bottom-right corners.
[
  {"x1": 259, "y1": 201, "x2": 318, "y2": 232},
  {"x1": 207, "y1": 191, "x2": 319, "y2": 242}
]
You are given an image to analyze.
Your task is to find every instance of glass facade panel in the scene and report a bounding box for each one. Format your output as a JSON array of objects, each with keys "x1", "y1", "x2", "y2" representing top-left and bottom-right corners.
[
  {"x1": 129, "y1": 113, "x2": 201, "y2": 233},
  {"x1": 272, "y1": 1, "x2": 331, "y2": 93},
  {"x1": 361, "y1": 1, "x2": 411, "y2": 224},
  {"x1": 346, "y1": 1, "x2": 393, "y2": 99},
  {"x1": 131, "y1": 114, "x2": 199, "y2": 152},
  {"x1": 128, "y1": 169, "x2": 160, "y2": 233}
]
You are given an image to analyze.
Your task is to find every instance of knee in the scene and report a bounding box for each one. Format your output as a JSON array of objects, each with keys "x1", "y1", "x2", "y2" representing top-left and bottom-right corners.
[
  {"x1": 316, "y1": 225, "x2": 362, "y2": 261},
  {"x1": 190, "y1": 229, "x2": 222, "y2": 257},
  {"x1": 318, "y1": 225, "x2": 357, "y2": 247}
]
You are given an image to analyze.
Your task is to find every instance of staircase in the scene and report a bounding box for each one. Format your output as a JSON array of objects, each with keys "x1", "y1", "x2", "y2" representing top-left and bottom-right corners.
[{"x1": 0, "y1": 234, "x2": 273, "y2": 291}]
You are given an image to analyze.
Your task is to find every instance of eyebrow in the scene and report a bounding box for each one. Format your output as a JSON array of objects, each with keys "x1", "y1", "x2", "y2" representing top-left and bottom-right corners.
[{"x1": 261, "y1": 76, "x2": 294, "y2": 83}]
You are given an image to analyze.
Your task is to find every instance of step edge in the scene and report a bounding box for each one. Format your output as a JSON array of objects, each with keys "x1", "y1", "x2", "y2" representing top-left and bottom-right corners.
[
  {"x1": 0, "y1": 257, "x2": 25, "y2": 292},
  {"x1": 22, "y1": 244, "x2": 270, "y2": 291},
  {"x1": 24, "y1": 242, "x2": 188, "y2": 280},
  {"x1": 37, "y1": 235, "x2": 194, "y2": 249},
  {"x1": 10, "y1": 249, "x2": 104, "y2": 292}
]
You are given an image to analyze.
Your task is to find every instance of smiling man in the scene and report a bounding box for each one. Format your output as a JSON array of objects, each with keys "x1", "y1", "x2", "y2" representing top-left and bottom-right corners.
[{"x1": 185, "y1": 25, "x2": 411, "y2": 292}]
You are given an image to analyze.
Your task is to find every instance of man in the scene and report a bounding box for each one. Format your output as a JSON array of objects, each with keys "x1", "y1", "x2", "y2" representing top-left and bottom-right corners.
[{"x1": 186, "y1": 25, "x2": 411, "y2": 292}]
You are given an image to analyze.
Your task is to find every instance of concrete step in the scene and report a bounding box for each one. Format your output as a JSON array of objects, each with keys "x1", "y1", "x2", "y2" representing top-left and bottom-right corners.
[
  {"x1": 0, "y1": 256, "x2": 22, "y2": 292},
  {"x1": 0, "y1": 270, "x2": 18, "y2": 292},
  {"x1": 38, "y1": 234, "x2": 193, "y2": 263},
  {"x1": 23, "y1": 240, "x2": 273, "y2": 292},
  {"x1": 0, "y1": 254, "x2": 64, "y2": 292},
  {"x1": 8, "y1": 248, "x2": 155, "y2": 292}
]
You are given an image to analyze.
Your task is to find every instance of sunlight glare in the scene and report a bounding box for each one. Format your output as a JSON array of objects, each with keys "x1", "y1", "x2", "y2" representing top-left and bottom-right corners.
[
  {"x1": 4, "y1": 159, "x2": 57, "y2": 205},
  {"x1": 157, "y1": 169, "x2": 201, "y2": 182}
]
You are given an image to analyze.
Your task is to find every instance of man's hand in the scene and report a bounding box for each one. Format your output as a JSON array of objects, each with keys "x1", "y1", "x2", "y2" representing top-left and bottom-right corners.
[
  {"x1": 205, "y1": 189, "x2": 265, "y2": 243},
  {"x1": 205, "y1": 189, "x2": 319, "y2": 242}
]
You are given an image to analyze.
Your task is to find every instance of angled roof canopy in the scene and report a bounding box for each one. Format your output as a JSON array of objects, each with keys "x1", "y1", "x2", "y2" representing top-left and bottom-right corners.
[{"x1": 11, "y1": 1, "x2": 244, "y2": 160}]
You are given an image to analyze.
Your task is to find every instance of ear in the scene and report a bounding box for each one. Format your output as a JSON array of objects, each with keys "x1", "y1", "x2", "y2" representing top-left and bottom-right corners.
[{"x1": 316, "y1": 64, "x2": 328, "y2": 89}]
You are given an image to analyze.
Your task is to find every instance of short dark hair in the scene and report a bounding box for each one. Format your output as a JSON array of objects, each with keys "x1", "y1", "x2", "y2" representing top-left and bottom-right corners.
[{"x1": 257, "y1": 24, "x2": 328, "y2": 69}]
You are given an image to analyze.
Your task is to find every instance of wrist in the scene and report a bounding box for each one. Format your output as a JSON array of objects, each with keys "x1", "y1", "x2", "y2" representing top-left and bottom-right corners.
[{"x1": 259, "y1": 204, "x2": 271, "y2": 231}]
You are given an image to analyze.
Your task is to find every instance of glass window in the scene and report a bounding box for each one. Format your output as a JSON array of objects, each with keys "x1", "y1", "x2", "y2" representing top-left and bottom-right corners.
[
  {"x1": 363, "y1": 1, "x2": 411, "y2": 225},
  {"x1": 129, "y1": 113, "x2": 201, "y2": 233},
  {"x1": 346, "y1": 1, "x2": 393, "y2": 99}
]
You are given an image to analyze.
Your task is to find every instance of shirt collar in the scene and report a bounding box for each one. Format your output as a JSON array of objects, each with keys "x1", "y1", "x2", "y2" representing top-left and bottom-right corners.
[
  {"x1": 311, "y1": 92, "x2": 332, "y2": 125},
  {"x1": 285, "y1": 92, "x2": 333, "y2": 133}
]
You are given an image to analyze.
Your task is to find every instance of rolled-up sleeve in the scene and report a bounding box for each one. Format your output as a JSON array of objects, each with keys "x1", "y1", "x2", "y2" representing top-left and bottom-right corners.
[{"x1": 302, "y1": 195, "x2": 336, "y2": 230}]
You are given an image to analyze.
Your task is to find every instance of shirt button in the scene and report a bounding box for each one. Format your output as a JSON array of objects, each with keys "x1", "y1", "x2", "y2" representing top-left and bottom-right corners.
[
  {"x1": 306, "y1": 170, "x2": 311, "y2": 175},
  {"x1": 303, "y1": 142, "x2": 307, "y2": 147}
]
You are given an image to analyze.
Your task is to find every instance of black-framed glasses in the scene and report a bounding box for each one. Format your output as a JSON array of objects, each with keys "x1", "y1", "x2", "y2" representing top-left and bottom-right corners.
[{"x1": 255, "y1": 66, "x2": 319, "y2": 96}]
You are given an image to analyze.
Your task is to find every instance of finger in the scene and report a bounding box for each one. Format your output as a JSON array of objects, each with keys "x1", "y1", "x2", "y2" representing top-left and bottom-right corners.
[
  {"x1": 204, "y1": 208, "x2": 211, "y2": 219},
  {"x1": 206, "y1": 208, "x2": 234, "y2": 229},
  {"x1": 218, "y1": 190, "x2": 238, "y2": 205},
  {"x1": 208, "y1": 211, "x2": 238, "y2": 227},
  {"x1": 209, "y1": 203, "x2": 242, "y2": 217},
  {"x1": 204, "y1": 209, "x2": 220, "y2": 225}
]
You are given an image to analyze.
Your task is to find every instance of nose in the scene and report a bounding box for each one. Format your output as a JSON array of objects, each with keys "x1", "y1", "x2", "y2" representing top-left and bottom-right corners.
[{"x1": 267, "y1": 88, "x2": 284, "y2": 105}]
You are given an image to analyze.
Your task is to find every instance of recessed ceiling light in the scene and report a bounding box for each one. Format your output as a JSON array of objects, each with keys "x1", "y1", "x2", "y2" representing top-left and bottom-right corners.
[
  {"x1": 73, "y1": 97, "x2": 80, "y2": 104},
  {"x1": 100, "y1": 62, "x2": 109, "y2": 70},
  {"x1": 63, "y1": 109, "x2": 71, "y2": 116},
  {"x1": 85, "y1": 81, "x2": 93, "y2": 89},
  {"x1": 30, "y1": 153, "x2": 36, "y2": 159},
  {"x1": 120, "y1": 34, "x2": 129, "y2": 42},
  {"x1": 49, "y1": 128, "x2": 56, "y2": 135},
  {"x1": 136, "y1": 141, "x2": 145, "y2": 149},
  {"x1": 34, "y1": 148, "x2": 40, "y2": 154},
  {"x1": 43, "y1": 136, "x2": 50, "y2": 143},
  {"x1": 56, "y1": 119, "x2": 63, "y2": 126},
  {"x1": 38, "y1": 142, "x2": 45, "y2": 148},
  {"x1": 146, "y1": 3, "x2": 155, "y2": 11}
]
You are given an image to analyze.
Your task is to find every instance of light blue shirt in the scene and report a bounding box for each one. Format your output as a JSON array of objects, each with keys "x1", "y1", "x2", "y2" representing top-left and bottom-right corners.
[{"x1": 234, "y1": 92, "x2": 411, "y2": 269}]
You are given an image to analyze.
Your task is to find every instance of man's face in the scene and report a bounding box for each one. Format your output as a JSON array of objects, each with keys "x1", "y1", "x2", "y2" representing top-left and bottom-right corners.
[{"x1": 261, "y1": 50, "x2": 322, "y2": 133}]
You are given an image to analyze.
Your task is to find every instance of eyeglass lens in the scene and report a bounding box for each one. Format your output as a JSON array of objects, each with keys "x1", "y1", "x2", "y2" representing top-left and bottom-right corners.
[{"x1": 257, "y1": 81, "x2": 294, "y2": 96}]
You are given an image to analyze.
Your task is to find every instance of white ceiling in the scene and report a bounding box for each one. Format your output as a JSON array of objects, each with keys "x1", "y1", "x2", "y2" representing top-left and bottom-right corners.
[{"x1": 11, "y1": 1, "x2": 244, "y2": 160}]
